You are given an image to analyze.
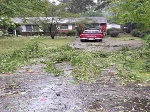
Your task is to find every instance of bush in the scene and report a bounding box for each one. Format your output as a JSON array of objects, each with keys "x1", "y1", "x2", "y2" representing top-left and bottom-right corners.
[
  {"x1": 66, "y1": 30, "x2": 76, "y2": 36},
  {"x1": 60, "y1": 32, "x2": 67, "y2": 36},
  {"x1": 142, "y1": 29, "x2": 150, "y2": 35},
  {"x1": 76, "y1": 27, "x2": 84, "y2": 35},
  {"x1": 139, "y1": 33, "x2": 145, "y2": 38},
  {"x1": 110, "y1": 30, "x2": 119, "y2": 37},
  {"x1": 144, "y1": 35, "x2": 150, "y2": 48},
  {"x1": 107, "y1": 28, "x2": 121, "y2": 35},
  {"x1": 0, "y1": 30, "x2": 4, "y2": 36},
  {"x1": 140, "y1": 29, "x2": 150, "y2": 37},
  {"x1": 142, "y1": 59, "x2": 150, "y2": 72},
  {"x1": 107, "y1": 28, "x2": 116, "y2": 35},
  {"x1": 130, "y1": 29, "x2": 142, "y2": 37}
]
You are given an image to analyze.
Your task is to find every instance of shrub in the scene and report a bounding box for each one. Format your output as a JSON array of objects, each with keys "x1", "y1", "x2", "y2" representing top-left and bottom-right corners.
[
  {"x1": 107, "y1": 28, "x2": 116, "y2": 35},
  {"x1": 66, "y1": 30, "x2": 76, "y2": 36},
  {"x1": 120, "y1": 46, "x2": 130, "y2": 51},
  {"x1": 140, "y1": 29, "x2": 150, "y2": 37},
  {"x1": 142, "y1": 29, "x2": 150, "y2": 35},
  {"x1": 144, "y1": 35, "x2": 150, "y2": 49},
  {"x1": 60, "y1": 32, "x2": 67, "y2": 36},
  {"x1": 142, "y1": 59, "x2": 150, "y2": 72},
  {"x1": 139, "y1": 33, "x2": 145, "y2": 38},
  {"x1": 107, "y1": 28, "x2": 121, "y2": 35},
  {"x1": 0, "y1": 30, "x2": 4, "y2": 36},
  {"x1": 76, "y1": 26, "x2": 84, "y2": 35},
  {"x1": 110, "y1": 30, "x2": 119, "y2": 37},
  {"x1": 130, "y1": 29, "x2": 142, "y2": 37}
]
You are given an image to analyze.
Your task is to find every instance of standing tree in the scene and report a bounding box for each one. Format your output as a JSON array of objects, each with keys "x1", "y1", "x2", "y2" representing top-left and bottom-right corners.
[
  {"x1": 75, "y1": 18, "x2": 93, "y2": 35},
  {"x1": 81, "y1": 6, "x2": 103, "y2": 17},
  {"x1": 95, "y1": 0, "x2": 111, "y2": 11},
  {"x1": 0, "y1": 0, "x2": 44, "y2": 17},
  {"x1": 35, "y1": 1, "x2": 60, "y2": 39},
  {"x1": 59, "y1": 0, "x2": 95, "y2": 13},
  {"x1": 107, "y1": 0, "x2": 150, "y2": 30},
  {"x1": 0, "y1": 17, "x2": 16, "y2": 35},
  {"x1": 34, "y1": 0, "x2": 79, "y2": 39},
  {"x1": 0, "y1": 0, "x2": 45, "y2": 35}
]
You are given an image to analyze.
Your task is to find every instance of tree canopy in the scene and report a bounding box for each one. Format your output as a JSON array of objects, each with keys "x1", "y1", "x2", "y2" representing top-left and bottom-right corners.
[
  {"x1": 0, "y1": 0, "x2": 80, "y2": 38},
  {"x1": 0, "y1": 0, "x2": 47, "y2": 33},
  {"x1": 32, "y1": 0, "x2": 79, "y2": 39},
  {"x1": 0, "y1": 0, "x2": 46, "y2": 17},
  {"x1": 38, "y1": 1, "x2": 79, "y2": 18},
  {"x1": 59, "y1": 0, "x2": 95, "y2": 13},
  {"x1": 81, "y1": 7, "x2": 103, "y2": 17},
  {"x1": 97, "y1": 0, "x2": 150, "y2": 29}
]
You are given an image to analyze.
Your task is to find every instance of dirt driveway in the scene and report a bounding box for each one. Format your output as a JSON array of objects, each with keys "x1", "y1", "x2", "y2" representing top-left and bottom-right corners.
[
  {"x1": 70, "y1": 37, "x2": 143, "y2": 52},
  {"x1": 0, "y1": 37, "x2": 149, "y2": 112}
]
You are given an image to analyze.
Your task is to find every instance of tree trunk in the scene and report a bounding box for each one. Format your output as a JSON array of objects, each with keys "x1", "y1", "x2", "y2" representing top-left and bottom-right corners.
[{"x1": 51, "y1": 35, "x2": 55, "y2": 39}]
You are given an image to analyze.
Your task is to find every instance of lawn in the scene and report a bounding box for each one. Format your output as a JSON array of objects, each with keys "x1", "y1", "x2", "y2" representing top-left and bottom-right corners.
[
  {"x1": 106, "y1": 33, "x2": 143, "y2": 41},
  {"x1": 0, "y1": 35, "x2": 149, "y2": 83},
  {"x1": 0, "y1": 36, "x2": 75, "y2": 56}
]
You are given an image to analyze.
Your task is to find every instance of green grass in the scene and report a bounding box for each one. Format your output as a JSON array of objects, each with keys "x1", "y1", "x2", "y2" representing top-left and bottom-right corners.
[
  {"x1": 106, "y1": 33, "x2": 143, "y2": 41},
  {"x1": 0, "y1": 37, "x2": 30, "y2": 55},
  {"x1": 44, "y1": 47, "x2": 107, "y2": 81},
  {"x1": 33, "y1": 36, "x2": 75, "y2": 49},
  {"x1": 43, "y1": 45, "x2": 150, "y2": 83},
  {"x1": 108, "y1": 49, "x2": 150, "y2": 83},
  {"x1": 0, "y1": 35, "x2": 149, "y2": 84},
  {"x1": 0, "y1": 36, "x2": 74, "y2": 56},
  {"x1": 0, "y1": 36, "x2": 75, "y2": 73}
]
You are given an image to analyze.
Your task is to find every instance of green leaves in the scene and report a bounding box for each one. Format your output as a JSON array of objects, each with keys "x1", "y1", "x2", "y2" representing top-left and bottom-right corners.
[
  {"x1": 44, "y1": 47, "x2": 108, "y2": 82},
  {"x1": 0, "y1": 41, "x2": 40, "y2": 73},
  {"x1": 63, "y1": 0, "x2": 95, "y2": 13},
  {"x1": 0, "y1": 0, "x2": 47, "y2": 17},
  {"x1": 44, "y1": 61, "x2": 63, "y2": 76},
  {"x1": 0, "y1": 17, "x2": 16, "y2": 31},
  {"x1": 109, "y1": 0, "x2": 150, "y2": 29},
  {"x1": 0, "y1": 35, "x2": 149, "y2": 83}
]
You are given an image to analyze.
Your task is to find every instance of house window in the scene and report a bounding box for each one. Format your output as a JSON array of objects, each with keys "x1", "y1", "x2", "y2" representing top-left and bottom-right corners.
[
  {"x1": 60, "y1": 24, "x2": 68, "y2": 29},
  {"x1": 26, "y1": 25, "x2": 32, "y2": 32}
]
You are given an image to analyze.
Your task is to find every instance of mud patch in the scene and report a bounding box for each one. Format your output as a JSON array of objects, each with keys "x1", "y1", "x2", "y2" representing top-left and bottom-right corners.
[
  {"x1": 123, "y1": 97, "x2": 150, "y2": 111},
  {"x1": 0, "y1": 63, "x2": 84, "y2": 112},
  {"x1": 0, "y1": 63, "x2": 150, "y2": 112},
  {"x1": 79, "y1": 80, "x2": 150, "y2": 112}
]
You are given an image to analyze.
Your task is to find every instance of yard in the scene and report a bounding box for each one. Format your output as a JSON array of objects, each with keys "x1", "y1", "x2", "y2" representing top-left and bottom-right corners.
[
  {"x1": 0, "y1": 35, "x2": 150, "y2": 112},
  {"x1": 0, "y1": 36, "x2": 74, "y2": 56}
]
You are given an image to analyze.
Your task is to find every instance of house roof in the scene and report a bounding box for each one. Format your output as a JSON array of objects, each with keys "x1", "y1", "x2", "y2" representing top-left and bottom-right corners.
[
  {"x1": 76, "y1": 17, "x2": 107, "y2": 23},
  {"x1": 12, "y1": 17, "x2": 107, "y2": 24},
  {"x1": 12, "y1": 17, "x2": 59, "y2": 24}
]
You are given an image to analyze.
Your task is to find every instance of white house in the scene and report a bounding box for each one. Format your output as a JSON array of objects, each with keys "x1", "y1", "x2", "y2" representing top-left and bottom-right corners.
[
  {"x1": 107, "y1": 23, "x2": 121, "y2": 29},
  {"x1": 12, "y1": 17, "x2": 107, "y2": 36}
]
